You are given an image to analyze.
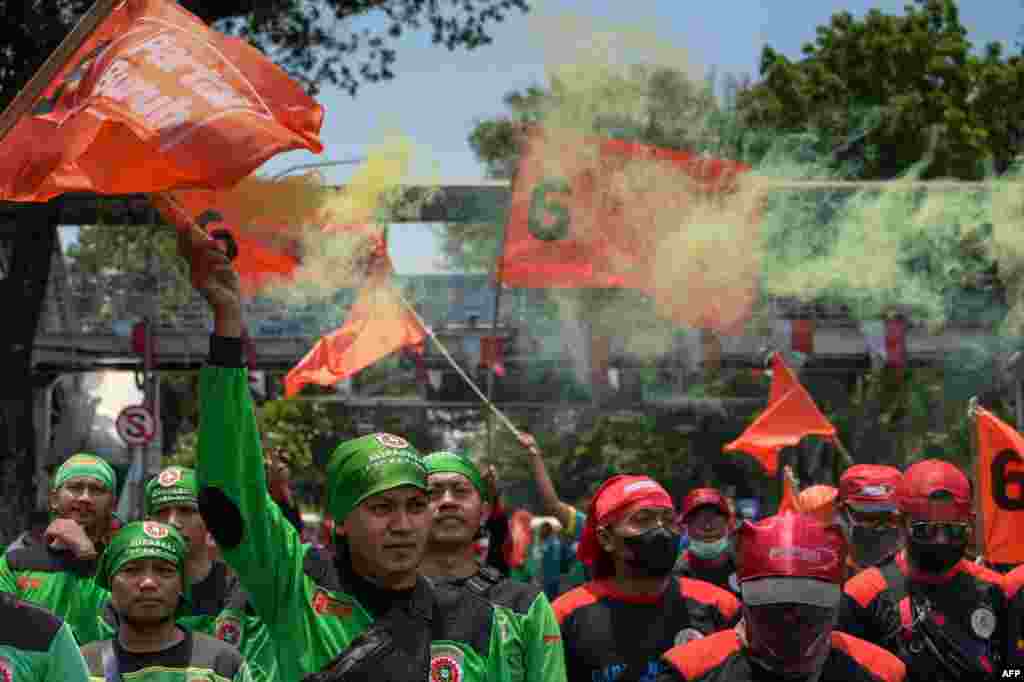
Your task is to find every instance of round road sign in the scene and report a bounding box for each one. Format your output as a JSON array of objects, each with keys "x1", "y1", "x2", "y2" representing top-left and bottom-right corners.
[{"x1": 116, "y1": 405, "x2": 156, "y2": 446}]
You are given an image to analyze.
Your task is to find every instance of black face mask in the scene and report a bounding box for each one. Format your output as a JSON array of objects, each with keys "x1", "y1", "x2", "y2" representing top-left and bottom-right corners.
[
  {"x1": 622, "y1": 527, "x2": 680, "y2": 577},
  {"x1": 906, "y1": 539, "x2": 965, "y2": 574},
  {"x1": 851, "y1": 526, "x2": 903, "y2": 568}
]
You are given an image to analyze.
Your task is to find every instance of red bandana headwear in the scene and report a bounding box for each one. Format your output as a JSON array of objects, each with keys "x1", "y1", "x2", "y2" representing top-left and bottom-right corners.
[{"x1": 577, "y1": 475, "x2": 674, "y2": 577}]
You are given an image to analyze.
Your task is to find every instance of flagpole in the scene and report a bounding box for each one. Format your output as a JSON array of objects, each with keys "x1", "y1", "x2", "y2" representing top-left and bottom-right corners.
[
  {"x1": 485, "y1": 223, "x2": 507, "y2": 466},
  {"x1": 967, "y1": 397, "x2": 985, "y2": 563},
  {"x1": 0, "y1": 0, "x2": 122, "y2": 146}
]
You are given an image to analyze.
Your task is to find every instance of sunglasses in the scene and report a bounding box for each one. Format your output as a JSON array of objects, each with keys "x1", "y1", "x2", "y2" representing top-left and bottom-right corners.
[
  {"x1": 908, "y1": 521, "x2": 970, "y2": 543},
  {"x1": 845, "y1": 511, "x2": 901, "y2": 530}
]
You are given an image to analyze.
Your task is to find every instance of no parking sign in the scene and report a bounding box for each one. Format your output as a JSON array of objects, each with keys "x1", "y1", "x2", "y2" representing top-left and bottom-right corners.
[{"x1": 116, "y1": 405, "x2": 156, "y2": 446}]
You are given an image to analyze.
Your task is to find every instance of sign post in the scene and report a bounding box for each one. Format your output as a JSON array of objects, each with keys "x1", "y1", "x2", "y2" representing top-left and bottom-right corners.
[{"x1": 116, "y1": 404, "x2": 156, "y2": 521}]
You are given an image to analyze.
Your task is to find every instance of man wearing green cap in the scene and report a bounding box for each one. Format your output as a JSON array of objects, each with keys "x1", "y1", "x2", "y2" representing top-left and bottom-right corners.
[
  {"x1": 421, "y1": 451, "x2": 567, "y2": 682},
  {"x1": 0, "y1": 453, "x2": 118, "y2": 645},
  {"x1": 186, "y1": 240, "x2": 515, "y2": 681},
  {"x1": 81, "y1": 520, "x2": 251, "y2": 681}
]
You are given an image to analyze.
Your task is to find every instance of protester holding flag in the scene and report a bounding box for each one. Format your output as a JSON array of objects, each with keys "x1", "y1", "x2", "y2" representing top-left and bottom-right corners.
[
  {"x1": 672, "y1": 489, "x2": 740, "y2": 597},
  {"x1": 840, "y1": 460, "x2": 1008, "y2": 680},
  {"x1": 81, "y1": 521, "x2": 251, "y2": 681},
  {"x1": 186, "y1": 237, "x2": 515, "y2": 681},
  {"x1": 0, "y1": 453, "x2": 117, "y2": 645},
  {"x1": 837, "y1": 465, "x2": 905, "y2": 576},
  {"x1": 420, "y1": 450, "x2": 567, "y2": 682},
  {"x1": 655, "y1": 513, "x2": 906, "y2": 682},
  {"x1": 553, "y1": 474, "x2": 740, "y2": 682}
]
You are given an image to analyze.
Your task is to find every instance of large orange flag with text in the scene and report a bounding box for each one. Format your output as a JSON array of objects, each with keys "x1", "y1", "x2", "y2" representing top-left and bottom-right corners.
[
  {"x1": 0, "y1": 0, "x2": 322, "y2": 201},
  {"x1": 974, "y1": 407, "x2": 1024, "y2": 565}
]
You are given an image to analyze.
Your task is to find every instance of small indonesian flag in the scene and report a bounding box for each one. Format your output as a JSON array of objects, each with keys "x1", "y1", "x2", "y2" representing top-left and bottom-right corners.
[{"x1": 860, "y1": 318, "x2": 907, "y2": 369}]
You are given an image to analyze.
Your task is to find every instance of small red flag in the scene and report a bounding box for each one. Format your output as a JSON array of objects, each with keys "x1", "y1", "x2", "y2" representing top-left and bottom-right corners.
[
  {"x1": 481, "y1": 336, "x2": 506, "y2": 377},
  {"x1": 768, "y1": 352, "x2": 800, "y2": 406},
  {"x1": 778, "y1": 466, "x2": 802, "y2": 513},
  {"x1": 975, "y1": 407, "x2": 1024, "y2": 565}
]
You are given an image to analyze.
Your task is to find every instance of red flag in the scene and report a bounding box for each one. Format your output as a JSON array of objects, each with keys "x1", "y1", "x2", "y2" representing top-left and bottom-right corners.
[
  {"x1": 975, "y1": 407, "x2": 1024, "y2": 565},
  {"x1": 0, "y1": 0, "x2": 323, "y2": 202},
  {"x1": 724, "y1": 378, "x2": 837, "y2": 476},
  {"x1": 481, "y1": 336, "x2": 506, "y2": 377},
  {"x1": 791, "y1": 319, "x2": 815, "y2": 355},
  {"x1": 778, "y1": 466, "x2": 802, "y2": 513},
  {"x1": 498, "y1": 128, "x2": 755, "y2": 332},
  {"x1": 284, "y1": 275, "x2": 425, "y2": 396},
  {"x1": 885, "y1": 318, "x2": 907, "y2": 369},
  {"x1": 504, "y1": 510, "x2": 534, "y2": 569}
]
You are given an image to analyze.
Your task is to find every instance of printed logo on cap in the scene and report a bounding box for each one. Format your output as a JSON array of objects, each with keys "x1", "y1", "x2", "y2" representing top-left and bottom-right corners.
[
  {"x1": 375, "y1": 433, "x2": 410, "y2": 450},
  {"x1": 158, "y1": 468, "x2": 183, "y2": 487},
  {"x1": 858, "y1": 484, "x2": 893, "y2": 498},
  {"x1": 674, "y1": 628, "x2": 705, "y2": 646},
  {"x1": 971, "y1": 607, "x2": 996, "y2": 639},
  {"x1": 430, "y1": 645, "x2": 465, "y2": 682},
  {"x1": 215, "y1": 617, "x2": 241, "y2": 646},
  {"x1": 623, "y1": 480, "x2": 658, "y2": 494},
  {"x1": 0, "y1": 657, "x2": 11, "y2": 682},
  {"x1": 768, "y1": 546, "x2": 839, "y2": 570},
  {"x1": 142, "y1": 522, "x2": 169, "y2": 540}
]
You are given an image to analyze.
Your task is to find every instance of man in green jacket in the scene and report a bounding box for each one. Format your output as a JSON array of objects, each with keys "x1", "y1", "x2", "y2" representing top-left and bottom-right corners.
[
  {"x1": 186, "y1": 235, "x2": 515, "y2": 681},
  {"x1": 0, "y1": 592, "x2": 91, "y2": 681},
  {"x1": 420, "y1": 451, "x2": 567, "y2": 682},
  {"x1": 0, "y1": 453, "x2": 117, "y2": 644},
  {"x1": 80, "y1": 521, "x2": 251, "y2": 681}
]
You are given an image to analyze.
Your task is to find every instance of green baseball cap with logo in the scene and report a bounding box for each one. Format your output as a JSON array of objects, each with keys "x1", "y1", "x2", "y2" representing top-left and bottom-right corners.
[
  {"x1": 326, "y1": 432, "x2": 427, "y2": 523},
  {"x1": 145, "y1": 466, "x2": 198, "y2": 516}
]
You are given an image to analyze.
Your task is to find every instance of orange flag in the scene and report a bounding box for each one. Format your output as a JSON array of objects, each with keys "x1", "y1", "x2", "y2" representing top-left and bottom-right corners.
[
  {"x1": 974, "y1": 407, "x2": 1024, "y2": 565},
  {"x1": 723, "y1": 377, "x2": 837, "y2": 476},
  {"x1": 778, "y1": 466, "x2": 802, "y2": 513},
  {"x1": 0, "y1": 0, "x2": 322, "y2": 202},
  {"x1": 768, "y1": 352, "x2": 800, "y2": 406},
  {"x1": 284, "y1": 249, "x2": 425, "y2": 397}
]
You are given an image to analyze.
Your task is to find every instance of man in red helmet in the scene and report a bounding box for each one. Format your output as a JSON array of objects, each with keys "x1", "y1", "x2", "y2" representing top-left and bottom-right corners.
[
  {"x1": 673, "y1": 489, "x2": 739, "y2": 596},
  {"x1": 552, "y1": 475, "x2": 740, "y2": 682},
  {"x1": 656, "y1": 512, "x2": 906, "y2": 682},
  {"x1": 838, "y1": 465, "x2": 905, "y2": 575},
  {"x1": 840, "y1": 459, "x2": 1008, "y2": 680}
]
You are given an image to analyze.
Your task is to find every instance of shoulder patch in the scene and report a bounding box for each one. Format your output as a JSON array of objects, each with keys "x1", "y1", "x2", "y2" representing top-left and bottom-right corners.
[
  {"x1": 678, "y1": 576, "x2": 741, "y2": 621},
  {"x1": 830, "y1": 631, "x2": 906, "y2": 682},
  {"x1": 662, "y1": 629, "x2": 742, "y2": 680},
  {"x1": 552, "y1": 583, "x2": 601, "y2": 625},
  {"x1": 844, "y1": 566, "x2": 889, "y2": 609}
]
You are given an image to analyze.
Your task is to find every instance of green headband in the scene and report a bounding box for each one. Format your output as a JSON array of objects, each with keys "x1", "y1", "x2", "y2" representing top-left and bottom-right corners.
[
  {"x1": 326, "y1": 432, "x2": 427, "y2": 524},
  {"x1": 96, "y1": 521, "x2": 188, "y2": 592},
  {"x1": 145, "y1": 467, "x2": 198, "y2": 516},
  {"x1": 423, "y1": 451, "x2": 490, "y2": 502},
  {"x1": 53, "y1": 454, "x2": 117, "y2": 492}
]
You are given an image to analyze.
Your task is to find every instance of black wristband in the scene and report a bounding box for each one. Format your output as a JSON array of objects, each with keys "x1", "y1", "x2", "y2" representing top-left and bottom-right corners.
[{"x1": 209, "y1": 335, "x2": 245, "y2": 368}]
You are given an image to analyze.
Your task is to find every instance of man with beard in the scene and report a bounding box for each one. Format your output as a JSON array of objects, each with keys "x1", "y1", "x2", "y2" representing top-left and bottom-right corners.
[
  {"x1": 553, "y1": 475, "x2": 740, "y2": 682},
  {"x1": 102, "y1": 466, "x2": 240, "y2": 638},
  {"x1": 655, "y1": 512, "x2": 906, "y2": 682},
  {"x1": 0, "y1": 453, "x2": 118, "y2": 645},
  {"x1": 840, "y1": 459, "x2": 1008, "y2": 680},
  {"x1": 673, "y1": 489, "x2": 739, "y2": 597},
  {"x1": 837, "y1": 465, "x2": 904, "y2": 577},
  {"x1": 80, "y1": 521, "x2": 251, "y2": 681},
  {"x1": 185, "y1": 235, "x2": 513, "y2": 681},
  {"x1": 419, "y1": 450, "x2": 567, "y2": 682}
]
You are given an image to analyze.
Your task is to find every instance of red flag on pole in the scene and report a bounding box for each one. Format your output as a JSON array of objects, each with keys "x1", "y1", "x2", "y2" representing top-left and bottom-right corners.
[
  {"x1": 768, "y1": 352, "x2": 801, "y2": 406},
  {"x1": 0, "y1": 0, "x2": 323, "y2": 201},
  {"x1": 974, "y1": 407, "x2": 1024, "y2": 565},
  {"x1": 778, "y1": 466, "x2": 802, "y2": 513},
  {"x1": 481, "y1": 336, "x2": 506, "y2": 377}
]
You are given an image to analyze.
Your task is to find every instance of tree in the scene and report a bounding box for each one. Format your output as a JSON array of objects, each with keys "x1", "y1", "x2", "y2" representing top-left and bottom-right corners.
[
  {"x1": 1, "y1": 0, "x2": 529, "y2": 107},
  {"x1": 738, "y1": 0, "x2": 1024, "y2": 180}
]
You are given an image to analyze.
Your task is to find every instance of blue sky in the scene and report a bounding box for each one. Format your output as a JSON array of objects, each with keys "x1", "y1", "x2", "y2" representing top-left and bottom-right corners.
[{"x1": 253, "y1": 0, "x2": 1021, "y2": 274}]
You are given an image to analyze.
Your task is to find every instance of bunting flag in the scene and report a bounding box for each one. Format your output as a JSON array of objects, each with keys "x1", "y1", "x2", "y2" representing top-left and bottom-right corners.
[
  {"x1": 497, "y1": 127, "x2": 756, "y2": 333},
  {"x1": 724, "y1": 355, "x2": 837, "y2": 476},
  {"x1": 974, "y1": 407, "x2": 1024, "y2": 565},
  {"x1": 284, "y1": 247, "x2": 425, "y2": 397},
  {"x1": 860, "y1": 318, "x2": 907, "y2": 370},
  {"x1": 0, "y1": 0, "x2": 323, "y2": 202},
  {"x1": 480, "y1": 336, "x2": 506, "y2": 377}
]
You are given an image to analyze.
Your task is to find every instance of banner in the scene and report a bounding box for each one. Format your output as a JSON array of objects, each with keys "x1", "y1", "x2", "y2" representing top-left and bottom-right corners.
[
  {"x1": 0, "y1": 0, "x2": 323, "y2": 201},
  {"x1": 974, "y1": 407, "x2": 1024, "y2": 565}
]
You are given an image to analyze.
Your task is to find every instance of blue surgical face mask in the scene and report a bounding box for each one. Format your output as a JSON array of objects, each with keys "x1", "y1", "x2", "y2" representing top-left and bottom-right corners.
[{"x1": 689, "y1": 537, "x2": 730, "y2": 560}]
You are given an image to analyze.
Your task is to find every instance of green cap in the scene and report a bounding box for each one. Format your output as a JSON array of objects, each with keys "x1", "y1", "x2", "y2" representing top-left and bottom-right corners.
[
  {"x1": 326, "y1": 432, "x2": 427, "y2": 523},
  {"x1": 97, "y1": 521, "x2": 188, "y2": 592},
  {"x1": 145, "y1": 467, "x2": 198, "y2": 516},
  {"x1": 423, "y1": 451, "x2": 490, "y2": 502},
  {"x1": 53, "y1": 453, "x2": 117, "y2": 493}
]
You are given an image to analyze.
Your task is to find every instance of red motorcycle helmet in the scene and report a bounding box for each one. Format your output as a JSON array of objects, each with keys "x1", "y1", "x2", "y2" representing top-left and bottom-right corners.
[{"x1": 737, "y1": 513, "x2": 847, "y2": 675}]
